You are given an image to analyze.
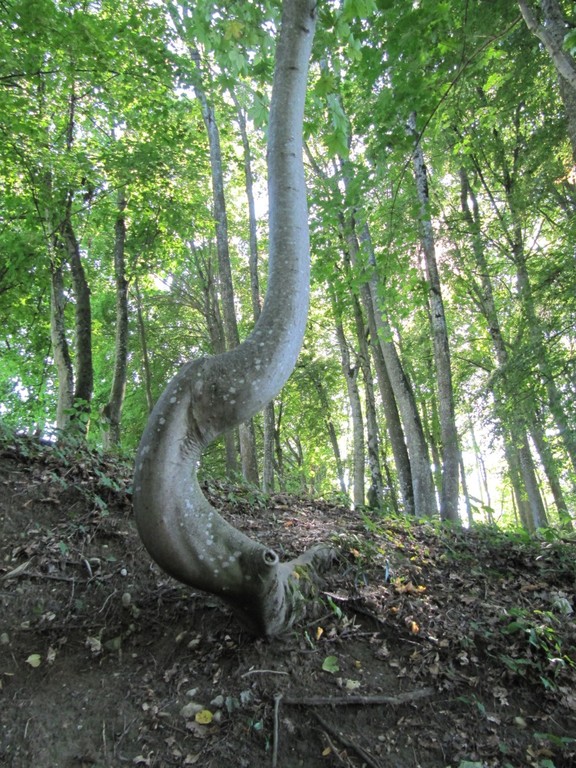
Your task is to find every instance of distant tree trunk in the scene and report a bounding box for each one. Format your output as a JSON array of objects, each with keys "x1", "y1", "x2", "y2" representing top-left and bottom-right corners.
[
  {"x1": 408, "y1": 112, "x2": 460, "y2": 523},
  {"x1": 333, "y1": 306, "x2": 365, "y2": 508},
  {"x1": 365, "y1": 331, "x2": 405, "y2": 514},
  {"x1": 191, "y1": 241, "x2": 239, "y2": 475},
  {"x1": 262, "y1": 402, "x2": 276, "y2": 493},
  {"x1": 468, "y1": 420, "x2": 493, "y2": 523},
  {"x1": 49, "y1": 250, "x2": 74, "y2": 431},
  {"x1": 530, "y1": 417, "x2": 573, "y2": 529},
  {"x1": 62, "y1": 213, "x2": 93, "y2": 413},
  {"x1": 233, "y1": 91, "x2": 272, "y2": 489},
  {"x1": 133, "y1": 278, "x2": 154, "y2": 416},
  {"x1": 274, "y1": 400, "x2": 286, "y2": 491},
  {"x1": 351, "y1": 293, "x2": 384, "y2": 509},
  {"x1": 459, "y1": 453, "x2": 474, "y2": 528},
  {"x1": 102, "y1": 191, "x2": 128, "y2": 449},
  {"x1": 346, "y1": 218, "x2": 413, "y2": 514},
  {"x1": 361, "y1": 227, "x2": 437, "y2": 517},
  {"x1": 310, "y1": 372, "x2": 347, "y2": 497},
  {"x1": 514, "y1": 243, "x2": 576, "y2": 476},
  {"x1": 167, "y1": 4, "x2": 259, "y2": 482},
  {"x1": 459, "y1": 168, "x2": 548, "y2": 530},
  {"x1": 200, "y1": 73, "x2": 259, "y2": 483}
]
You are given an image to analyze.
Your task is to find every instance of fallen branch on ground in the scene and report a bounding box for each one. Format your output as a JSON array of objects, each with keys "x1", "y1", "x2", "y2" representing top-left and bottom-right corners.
[{"x1": 282, "y1": 687, "x2": 435, "y2": 707}]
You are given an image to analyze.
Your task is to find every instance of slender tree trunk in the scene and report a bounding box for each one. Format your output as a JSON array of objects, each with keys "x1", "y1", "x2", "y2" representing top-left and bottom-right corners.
[
  {"x1": 61, "y1": 211, "x2": 93, "y2": 423},
  {"x1": 408, "y1": 112, "x2": 460, "y2": 523},
  {"x1": 459, "y1": 453, "x2": 474, "y2": 528},
  {"x1": 168, "y1": 3, "x2": 259, "y2": 482},
  {"x1": 530, "y1": 417, "x2": 573, "y2": 529},
  {"x1": 459, "y1": 168, "x2": 548, "y2": 530},
  {"x1": 192, "y1": 241, "x2": 239, "y2": 476},
  {"x1": 49, "y1": 250, "x2": 74, "y2": 431},
  {"x1": 274, "y1": 401, "x2": 286, "y2": 491},
  {"x1": 310, "y1": 373, "x2": 347, "y2": 497},
  {"x1": 351, "y1": 293, "x2": 384, "y2": 509},
  {"x1": 514, "y1": 247, "x2": 576, "y2": 475},
  {"x1": 233, "y1": 90, "x2": 274, "y2": 489},
  {"x1": 102, "y1": 191, "x2": 129, "y2": 449},
  {"x1": 134, "y1": 278, "x2": 154, "y2": 416},
  {"x1": 333, "y1": 310, "x2": 365, "y2": 508},
  {"x1": 361, "y1": 279, "x2": 413, "y2": 515},
  {"x1": 468, "y1": 420, "x2": 493, "y2": 522},
  {"x1": 361, "y1": 227, "x2": 437, "y2": 517},
  {"x1": 262, "y1": 401, "x2": 276, "y2": 493},
  {"x1": 348, "y1": 221, "x2": 414, "y2": 515},
  {"x1": 192, "y1": 54, "x2": 259, "y2": 484}
]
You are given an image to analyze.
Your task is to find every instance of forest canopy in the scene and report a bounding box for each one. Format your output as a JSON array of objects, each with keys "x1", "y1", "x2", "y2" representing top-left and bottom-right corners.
[{"x1": 1, "y1": 0, "x2": 575, "y2": 533}]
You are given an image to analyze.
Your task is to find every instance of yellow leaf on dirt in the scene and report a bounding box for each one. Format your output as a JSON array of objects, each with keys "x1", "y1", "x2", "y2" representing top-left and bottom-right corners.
[
  {"x1": 394, "y1": 581, "x2": 426, "y2": 594},
  {"x1": 322, "y1": 747, "x2": 332, "y2": 756},
  {"x1": 195, "y1": 709, "x2": 213, "y2": 725},
  {"x1": 316, "y1": 626, "x2": 324, "y2": 640},
  {"x1": 25, "y1": 654, "x2": 41, "y2": 668},
  {"x1": 409, "y1": 621, "x2": 420, "y2": 634}
]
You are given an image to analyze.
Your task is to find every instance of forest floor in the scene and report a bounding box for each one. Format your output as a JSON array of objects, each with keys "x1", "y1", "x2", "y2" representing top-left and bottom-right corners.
[{"x1": 0, "y1": 435, "x2": 575, "y2": 768}]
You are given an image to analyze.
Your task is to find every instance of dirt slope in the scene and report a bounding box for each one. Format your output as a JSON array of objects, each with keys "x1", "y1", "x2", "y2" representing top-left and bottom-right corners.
[{"x1": 1, "y1": 436, "x2": 575, "y2": 768}]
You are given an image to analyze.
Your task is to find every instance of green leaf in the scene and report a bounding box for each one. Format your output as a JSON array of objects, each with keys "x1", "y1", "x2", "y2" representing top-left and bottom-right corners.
[{"x1": 322, "y1": 655, "x2": 340, "y2": 674}]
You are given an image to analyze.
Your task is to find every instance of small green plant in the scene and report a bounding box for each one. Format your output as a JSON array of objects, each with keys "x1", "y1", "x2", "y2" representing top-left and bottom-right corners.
[{"x1": 499, "y1": 606, "x2": 574, "y2": 690}]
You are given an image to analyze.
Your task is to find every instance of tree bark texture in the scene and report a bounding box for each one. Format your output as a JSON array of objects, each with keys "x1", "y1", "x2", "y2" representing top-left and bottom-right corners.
[{"x1": 133, "y1": 0, "x2": 334, "y2": 637}]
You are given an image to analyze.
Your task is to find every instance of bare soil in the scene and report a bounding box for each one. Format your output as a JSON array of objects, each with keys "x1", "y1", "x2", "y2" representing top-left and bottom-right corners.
[{"x1": 1, "y1": 435, "x2": 575, "y2": 768}]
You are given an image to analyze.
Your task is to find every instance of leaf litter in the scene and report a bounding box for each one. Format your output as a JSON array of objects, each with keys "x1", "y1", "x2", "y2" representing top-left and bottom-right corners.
[{"x1": 0, "y1": 434, "x2": 575, "y2": 767}]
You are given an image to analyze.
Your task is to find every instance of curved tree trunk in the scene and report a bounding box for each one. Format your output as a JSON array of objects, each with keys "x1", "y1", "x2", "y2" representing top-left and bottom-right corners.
[{"x1": 133, "y1": 0, "x2": 333, "y2": 638}]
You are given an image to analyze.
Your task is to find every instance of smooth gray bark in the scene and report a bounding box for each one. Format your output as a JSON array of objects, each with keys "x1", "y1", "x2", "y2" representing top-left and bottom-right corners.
[{"x1": 133, "y1": 0, "x2": 333, "y2": 637}]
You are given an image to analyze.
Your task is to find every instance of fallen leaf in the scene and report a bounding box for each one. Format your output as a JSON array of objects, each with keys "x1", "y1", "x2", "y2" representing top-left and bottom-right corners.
[
  {"x1": 395, "y1": 581, "x2": 426, "y2": 594},
  {"x1": 322, "y1": 655, "x2": 340, "y2": 674},
  {"x1": 25, "y1": 654, "x2": 41, "y2": 668},
  {"x1": 195, "y1": 709, "x2": 213, "y2": 725}
]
